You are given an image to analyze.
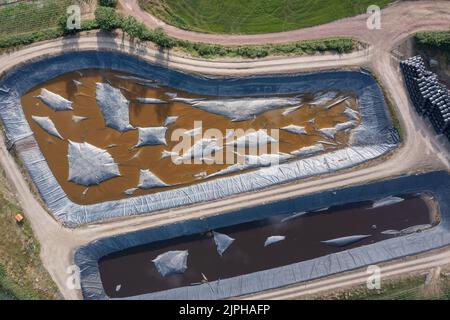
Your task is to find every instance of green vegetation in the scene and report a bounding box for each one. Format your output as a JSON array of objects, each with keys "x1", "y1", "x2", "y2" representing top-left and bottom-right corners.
[
  {"x1": 139, "y1": 0, "x2": 393, "y2": 34},
  {"x1": 416, "y1": 30, "x2": 450, "y2": 53},
  {"x1": 307, "y1": 271, "x2": 450, "y2": 300},
  {"x1": 94, "y1": 5, "x2": 122, "y2": 31},
  {"x1": 176, "y1": 37, "x2": 355, "y2": 58},
  {"x1": 92, "y1": 7, "x2": 357, "y2": 57},
  {"x1": 0, "y1": 1, "x2": 357, "y2": 58},
  {"x1": 98, "y1": 0, "x2": 117, "y2": 7},
  {"x1": 0, "y1": 167, "x2": 59, "y2": 299}
]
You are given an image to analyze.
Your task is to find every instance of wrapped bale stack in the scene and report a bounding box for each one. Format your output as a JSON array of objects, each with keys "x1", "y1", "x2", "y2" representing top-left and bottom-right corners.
[{"x1": 401, "y1": 56, "x2": 450, "y2": 140}]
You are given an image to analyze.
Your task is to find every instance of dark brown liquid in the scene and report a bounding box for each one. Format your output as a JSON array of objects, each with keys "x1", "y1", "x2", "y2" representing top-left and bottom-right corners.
[
  {"x1": 98, "y1": 194, "x2": 432, "y2": 298},
  {"x1": 21, "y1": 69, "x2": 357, "y2": 205}
]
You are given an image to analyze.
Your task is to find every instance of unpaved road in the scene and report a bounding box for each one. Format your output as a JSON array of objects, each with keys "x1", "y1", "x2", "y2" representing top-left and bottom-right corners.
[
  {"x1": 0, "y1": 0, "x2": 450, "y2": 300},
  {"x1": 244, "y1": 248, "x2": 450, "y2": 300},
  {"x1": 119, "y1": 0, "x2": 450, "y2": 46}
]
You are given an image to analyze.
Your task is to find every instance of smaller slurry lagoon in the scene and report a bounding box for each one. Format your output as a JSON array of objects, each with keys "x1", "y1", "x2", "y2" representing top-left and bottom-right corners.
[
  {"x1": 0, "y1": 51, "x2": 398, "y2": 226},
  {"x1": 75, "y1": 171, "x2": 450, "y2": 300}
]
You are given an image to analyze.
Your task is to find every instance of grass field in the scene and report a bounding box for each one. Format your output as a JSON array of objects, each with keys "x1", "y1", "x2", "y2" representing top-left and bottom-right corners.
[
  {"x1": 0, "y1": 163, "x2": 59, "y2": 300},
  {"x1": 0, "y1": 0, "x2": 75, "y2": 37},
  {"x1": 139, "y1": 0, "x2": 393, "y2": 34}
]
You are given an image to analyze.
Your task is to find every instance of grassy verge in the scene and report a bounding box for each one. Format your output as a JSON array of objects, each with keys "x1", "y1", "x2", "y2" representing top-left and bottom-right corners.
[
  {"x1": 138, "y1": 0, "x2": 393, "y2": 34},
  {"x1": 308, "y1": 270, "x2": 450, "y2": 300},
  {"x1": 415, "y1": 30, "x2": 450, "y2": 78},
  {"x1": 0, "y1": 166, "x2": 59, "y2": 299},
  {"x1": 0, "y1": 4, "x2": 358, "y2": 59}
]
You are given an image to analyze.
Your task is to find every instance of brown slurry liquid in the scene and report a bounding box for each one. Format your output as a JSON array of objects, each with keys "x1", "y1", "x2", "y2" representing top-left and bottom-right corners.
[
  {"x1": 98, "y1": 194, "x2": 433, "y2": 298},
  {"x1": 21, "y1": 69, "x2": 358, "y2": 205}
]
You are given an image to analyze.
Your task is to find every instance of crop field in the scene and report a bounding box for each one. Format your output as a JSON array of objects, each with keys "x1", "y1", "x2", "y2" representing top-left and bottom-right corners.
[
  {"x1": 0, "y1": 0, "x2": 76, "y2": 37},
  {"x1": 139, "y1": 0, "x2": 393, "y2": 34}
]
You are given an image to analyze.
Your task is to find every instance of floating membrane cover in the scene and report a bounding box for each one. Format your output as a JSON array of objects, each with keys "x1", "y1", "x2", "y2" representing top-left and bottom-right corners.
[
  {"x1": 371, "y1": 196, "x2": 404, "y2": 209},
  {"x1": 291, "y1": 143, "x2": 325, "y2": 157},
  {"x1": 321, "y1": 235, "x2": 371, "y2": 247},
  {"x1": 32, "y1": 116, "x2": 63, "y2": 139},
  {"x1": 152, "y1": 250, "x2": 189, "y2": 277},
  {"x1": 227, "y1": 129, "x2": 277, "y2": 148},
  {"x1": 185, "y1": 97, "x2": 302, "y2": 121},
  {"x1": 164, "y1": 116, "x2": 178, "y2": 126},
  {"x1": 213, "y1": 231, "x2": 234, "y2": 256},
  {"x1": 138, "y1": 169, "x2": 169, "y2": 189},
  {"x1": 135, "y1": 97, "x2": 167, "y2": 104},
  {"x1": 264, "y1": 235, "x2": 286, "y2": 247},
  {"x1": 281, "y1": 125, "x2": 307, "y2": 135},
  {"x1": 318, "y1": 128, "x2": 337, "y2": 139},
  {"x1": 177, "y1": 139, "x2": 219, "y2": 162},
  {"x1": 136, "y1": 127, "x2": 167, "y2": 147},
  {"x1": 0, "y1": 51, "x2": 399, "y2": 226},
  {"x1": 37, "y1": 88, "x2": 73, "y2": 111},
  {"x1": 96, "y1": 83, "x2": 134, "y2": 132},
  {"x1": 68, "y1": 141, "x2": 120, "y2": 186}
]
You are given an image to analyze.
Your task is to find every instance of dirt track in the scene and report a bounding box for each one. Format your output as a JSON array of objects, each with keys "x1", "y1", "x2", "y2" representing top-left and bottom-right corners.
[
  {"x1": 0, "y1": 0, "x2": 450, "y2": 300},
  {"x1": 119, "y1": 0, "x2": 450, "y2": 46}
]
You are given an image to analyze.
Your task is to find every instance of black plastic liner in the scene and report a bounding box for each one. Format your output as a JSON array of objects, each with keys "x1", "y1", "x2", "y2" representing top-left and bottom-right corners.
[{"x1": 75, "y1": 171, "x2": 450, "y2": 300}]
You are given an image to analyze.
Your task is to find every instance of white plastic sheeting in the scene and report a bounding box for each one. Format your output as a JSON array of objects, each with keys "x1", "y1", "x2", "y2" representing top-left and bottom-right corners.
[
  {"x1": 321, "y1": 235, "x2": 371, "y2": 247},
  {"x1": 291, "y1": 143, "x2": 325, "y2": 157},
  {"x1": 68, "y1": 141, "x2": 120, "y2": 186},
  {"x1": 311, "y1": 92, "x2": 338, "y2": 105},
  {"x1": 264, "y1": 236, "x2": 286, "y2": 247},
  {"x1": 152, "y1": 250, "x2": 189, "y2": 277},
  {"x1": 226, "y1": 129, "x2": 277, "y2": 148},
  {"x1": 208, "y1": 152, "x2": 293, "y2": 178},
  {"x1": 281, "y1": 125, "x2": 307, "y2": 135},
  {"x1": 318, "y1": 128, "x2": 337, "y2": 139},
  {"x1": 344, "y1": 107, "x2": 359, "y2": 120},
  {"x1": 213, "y1": 231, "x2": 234, "y2": 256},
  {"x1": 177, "y1": 138, "x2": 219, "y2": 162},
  {"x1": 164, "y1": 116, "x2": 178, "y2": 126},
  {"x1": 136, "y1": 127, "x2": 167, "y2": 147},
  {"x1": 72, "y1": 115, "x2": 88, "y2": 123},
  {"x1": 336, "y1": 121, "x2": 356, "y2": 131},
  {"x1": 96, "y1": 83, "x2": 134, "y2": 132},
  {"x1": 324, "y1": 97, "x2": 349, "y2": 110},
  {"x1": 135, "y1": 97, "x2": 167, "y2": 104},
  {"x1": 124, "y1": 188, "x2": 138, "y2": 196},
  {"x1": 371, "y1": 196, "x2": 404, "y2": 209},
  {"x1": 138, "y1": 169, "x2": 169, "y2": 189},
  {"x1": 37, "y1": 88, "x2": 73, "y2": 111},
  {"x1": 281, "y1": 211, "x2": 307, "y2": 222},
  {"x1": 183, "y1": 97, "x2": 302, "y2": 121},
  {"x1": 32, "y1": 116, "x2": 63, "y2": 139},
  {"x1": 282, "y1": 105, "x2": 303, "y2": 116}
]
